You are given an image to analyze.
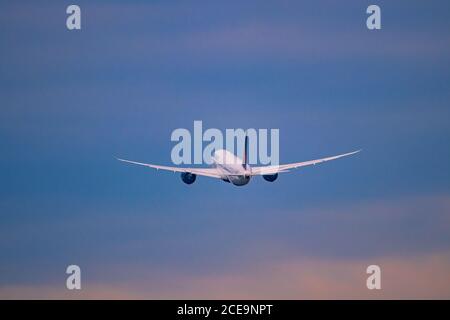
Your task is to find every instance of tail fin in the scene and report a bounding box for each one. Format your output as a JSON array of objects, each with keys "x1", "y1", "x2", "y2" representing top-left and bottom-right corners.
[{"x1": 243, "y1": 134, "x2": 249, "y2": 169}]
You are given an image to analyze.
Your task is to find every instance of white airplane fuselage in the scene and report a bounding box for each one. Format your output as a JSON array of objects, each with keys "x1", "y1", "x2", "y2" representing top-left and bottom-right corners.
[{"x1": 212, "y1": 149, "x2": 251, "y2": 186}]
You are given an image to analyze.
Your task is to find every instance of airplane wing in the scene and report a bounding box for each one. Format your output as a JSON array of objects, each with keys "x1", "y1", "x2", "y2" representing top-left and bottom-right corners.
[
  {"x1": 250, "y1": 150, "x2": 361, "y2": 176},
  {"x1": 116, "y1": 158, "x2": 223, "y2": 179}
]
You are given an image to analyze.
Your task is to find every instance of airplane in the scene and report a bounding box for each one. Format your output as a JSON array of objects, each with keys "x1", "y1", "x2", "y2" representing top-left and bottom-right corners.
[{"x1": 117, "y1": 136, "x2": 360, "y2": 186}]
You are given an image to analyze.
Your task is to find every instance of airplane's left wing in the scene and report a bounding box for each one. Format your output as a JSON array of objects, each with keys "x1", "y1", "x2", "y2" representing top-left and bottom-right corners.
[
  {"x1": 116, "y1": 158, "x2": 223, "y2": 179},
  {"x1": 250, "y1": 150, "x2": 361, "y2": 176}
]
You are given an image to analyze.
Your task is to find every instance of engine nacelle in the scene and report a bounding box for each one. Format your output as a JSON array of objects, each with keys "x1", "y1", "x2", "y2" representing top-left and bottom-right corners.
[
  {"x1": 181, "y1": 172, "x2": 196, "y2": 184},
  {"x1": 262, "y1": 173, "x2": 278, "y2": 182}
]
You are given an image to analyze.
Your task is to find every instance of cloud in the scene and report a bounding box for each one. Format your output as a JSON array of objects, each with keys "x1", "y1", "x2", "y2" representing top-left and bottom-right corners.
[
  {"x1": 180, "y1": 23, "x2": 450, "y2": 62},
  {"x1": 1, "y1": 251, "x2": 450, "y2": 299},
  {"x1": 3, "y1": 0, "x2": 450, "y2": 79},
  {"x1": 1, "y1": 191, "x2": 450, "y2": 299},
  {"x1": 165, "y1": 252, "x2": 450, "y2": 299}
]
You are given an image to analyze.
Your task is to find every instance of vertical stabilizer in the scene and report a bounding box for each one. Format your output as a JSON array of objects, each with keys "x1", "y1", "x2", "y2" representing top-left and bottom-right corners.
[{"x1": 243, "y1": 134, "x2": 249, "y2": 169}]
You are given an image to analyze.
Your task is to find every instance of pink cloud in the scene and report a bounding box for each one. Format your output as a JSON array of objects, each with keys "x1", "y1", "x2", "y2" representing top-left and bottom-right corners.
[
  {"x1": 2, "y1": 193, "x2": 450, "y2": 299},
  {"x1": 1, "y1": 251, "x2": 450, "y2": 299}
]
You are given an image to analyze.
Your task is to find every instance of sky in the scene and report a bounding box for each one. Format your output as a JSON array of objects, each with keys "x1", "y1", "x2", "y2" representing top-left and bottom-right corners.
[{"x1": 0, "y1": 0, "x2": 450, "y2": 299}]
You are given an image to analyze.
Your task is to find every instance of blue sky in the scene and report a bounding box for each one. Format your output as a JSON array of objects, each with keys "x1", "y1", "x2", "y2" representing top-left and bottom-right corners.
[{"x1": 1, "y1": 0, "x2": 450, "y2": 298}]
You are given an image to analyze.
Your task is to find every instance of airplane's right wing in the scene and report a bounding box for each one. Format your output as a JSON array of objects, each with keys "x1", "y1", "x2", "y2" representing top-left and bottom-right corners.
[
  {"x1": 250, "y1": 150, "x2": 361, "y2": 176},
  {"x1": 116, "y1": 158, "x2": 223, "y2": 179}
]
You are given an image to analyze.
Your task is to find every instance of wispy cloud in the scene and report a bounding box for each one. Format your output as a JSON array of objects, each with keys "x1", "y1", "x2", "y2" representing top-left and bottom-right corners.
[
  {"x1": 1, "y1": 193, "x2": 450, "y2": 299},
  {"x1": 1, "y1": 251, "x2": 450, "y2": 299}
]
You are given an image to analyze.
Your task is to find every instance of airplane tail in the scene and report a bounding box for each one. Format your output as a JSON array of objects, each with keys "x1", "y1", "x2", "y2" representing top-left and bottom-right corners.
[{"x1": 243, "y1": 134, "x2": 249, "y2": 169}]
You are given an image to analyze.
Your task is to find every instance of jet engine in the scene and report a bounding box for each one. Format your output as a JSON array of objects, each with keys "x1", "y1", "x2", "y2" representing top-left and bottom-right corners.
[
  {"x1": 262, "y1": 173, "x2": 278, "y2": 182},
  {"x1": 181, "y1": 172, "x2": 196, "y2": 184}
]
